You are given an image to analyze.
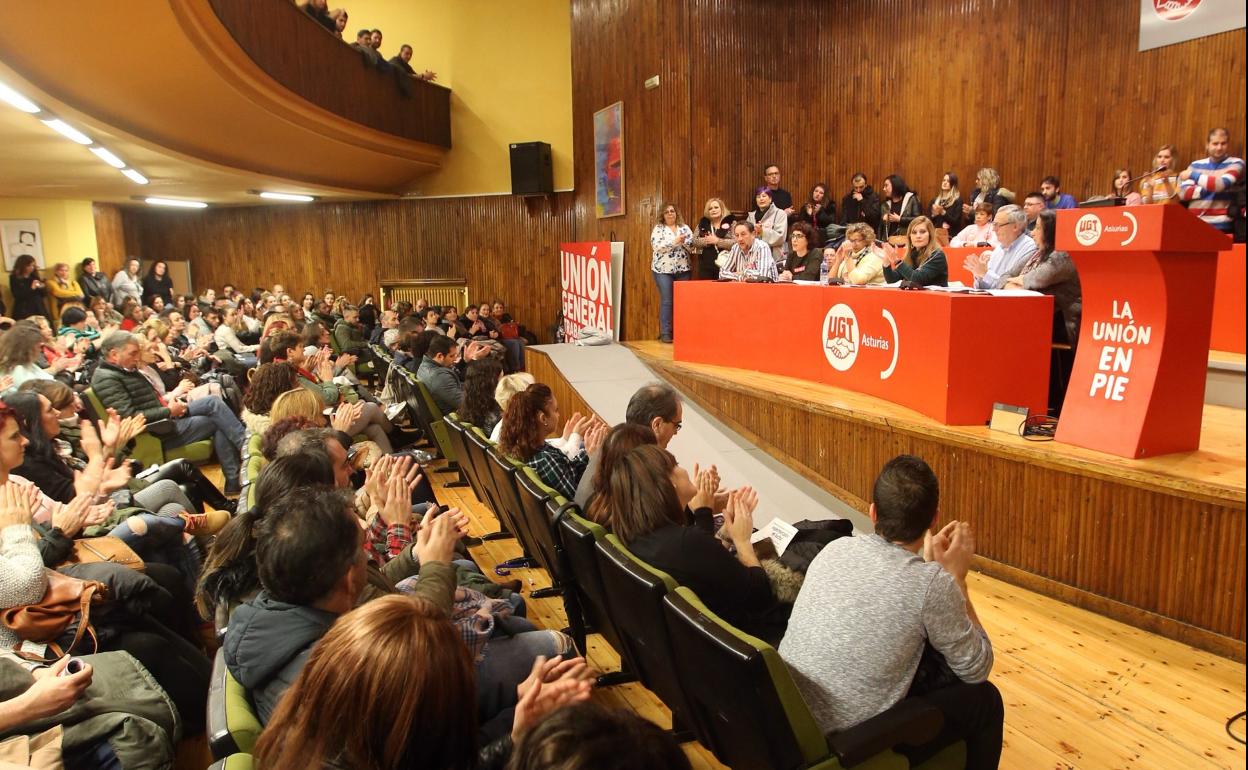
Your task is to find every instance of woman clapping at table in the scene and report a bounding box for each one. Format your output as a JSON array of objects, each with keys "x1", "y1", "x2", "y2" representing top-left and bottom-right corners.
[
  {"x1": 824, "y1": 223, "x2": 886, "y2": 286},
  {"x1": 882, "y1": 217, "x2": 948, "y2": 287}
]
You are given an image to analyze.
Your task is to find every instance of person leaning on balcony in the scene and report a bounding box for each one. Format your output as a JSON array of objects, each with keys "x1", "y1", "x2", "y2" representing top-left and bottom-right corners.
[
  {"x1": 389, "y1": 44, "x2": 438, "y2": 82},
  {"x1": 351, "y1": 29, "x2": 385, "y2": 68},
  {"x1": 300, "y1": 0, "x2": 336, "y2": 34}
]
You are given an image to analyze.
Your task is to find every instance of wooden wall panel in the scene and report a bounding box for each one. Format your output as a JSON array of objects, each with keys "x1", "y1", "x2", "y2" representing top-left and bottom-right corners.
[
  {"x1": 568, "y1": 0, "x2": 1246, "y2": 343},
  {"x1": 120, "y1": 194, "x2": 575, "y2": 341},
  {"x1": 91, "y1": 203, "x2": 127, "y2": 276},
  {"x1": 120, "y1": 0, "x2": 1243, "y2": 344}
]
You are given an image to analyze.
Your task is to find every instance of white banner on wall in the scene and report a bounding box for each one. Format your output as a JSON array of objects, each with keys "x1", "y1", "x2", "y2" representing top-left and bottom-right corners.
[{"x1": 1139, "y1": 0, "x2": 1245, "y2": 51}]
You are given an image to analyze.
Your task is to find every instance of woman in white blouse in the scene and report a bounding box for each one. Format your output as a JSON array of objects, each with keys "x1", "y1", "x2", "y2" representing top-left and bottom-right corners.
[
  {"x1": 649, "y1": 202, "x2": 694, "y2": 344},
  {"x1": 746, "y1": 187, "x2": 787, "y2": 264},
  {"x1": 213, "y1": 306, "x2": 259, "y2": 368}
]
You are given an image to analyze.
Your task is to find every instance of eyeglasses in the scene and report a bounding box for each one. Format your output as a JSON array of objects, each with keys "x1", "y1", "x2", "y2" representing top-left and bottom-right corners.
[
  {"x1": 991, "y1": 221, "x2": 1010, "y2": 229},
  {"x1": 668, "y1": 419, "x2": 683, "y2": 432}
]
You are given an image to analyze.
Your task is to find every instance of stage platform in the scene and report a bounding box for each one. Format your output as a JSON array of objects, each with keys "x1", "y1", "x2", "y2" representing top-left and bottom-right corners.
[{"x1": 532, "y1": 341, "x2": 1246, "y2": 660}]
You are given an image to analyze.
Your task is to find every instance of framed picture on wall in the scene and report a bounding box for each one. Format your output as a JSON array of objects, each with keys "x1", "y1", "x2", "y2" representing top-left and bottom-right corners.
[
  {"x1": 1, "y1": 219, "x2": 44, "y2": 272},
  {"x1": 594, "y1": 101, "x2": 624, "y2": 218}
]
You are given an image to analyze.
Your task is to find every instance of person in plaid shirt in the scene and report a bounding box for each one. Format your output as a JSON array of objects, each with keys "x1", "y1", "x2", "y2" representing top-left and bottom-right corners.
[{"x1": 497, "y1": 383, "x2": 601, "y2": 500}]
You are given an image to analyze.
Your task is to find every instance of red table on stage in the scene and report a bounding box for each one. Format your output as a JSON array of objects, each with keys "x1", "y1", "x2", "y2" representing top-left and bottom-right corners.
[
  {"x1": 672, "y1": 282, "x2": 1053, "y2": 425},
  {"x1": 948, "y1": 240, "x2": 1245, "y2": 355}
]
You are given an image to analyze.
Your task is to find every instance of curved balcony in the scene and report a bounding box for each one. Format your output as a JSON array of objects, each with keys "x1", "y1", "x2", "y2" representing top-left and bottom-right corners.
[{"x1": 0, "y1": 0, "x2": 450, "y2": 196}]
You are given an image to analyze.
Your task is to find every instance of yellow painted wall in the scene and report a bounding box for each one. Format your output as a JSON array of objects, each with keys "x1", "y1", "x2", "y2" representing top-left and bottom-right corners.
[
  {"x1": 0, "y1": 197, "x2": 99, "y2": 313},
  {"x1": 346, "y1": 0, "x2": 573, "y2": 197}
]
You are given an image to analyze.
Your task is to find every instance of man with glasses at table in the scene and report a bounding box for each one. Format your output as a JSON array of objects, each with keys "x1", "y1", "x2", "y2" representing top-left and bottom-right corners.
[{"x1": 962, "y1": 205, "x2": 1036, "y2": 290}]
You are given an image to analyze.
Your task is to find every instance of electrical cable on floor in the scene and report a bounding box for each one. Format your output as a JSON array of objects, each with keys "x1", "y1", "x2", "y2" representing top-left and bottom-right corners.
[
  {"x1": 1227, "y1": 710, "x2": 1246, "y2": 744},
  {"x1": 1018, "y1": 414, "x2": 1058, "y2": 441}
]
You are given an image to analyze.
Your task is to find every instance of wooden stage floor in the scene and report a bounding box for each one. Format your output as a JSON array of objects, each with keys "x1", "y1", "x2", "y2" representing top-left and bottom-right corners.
[
  {"x1": 440, "y1": 461, "x2": 1248, "y2": 770},
  {"x1": 531, "y1": 342, "x2": 1247, "y2": 660}
]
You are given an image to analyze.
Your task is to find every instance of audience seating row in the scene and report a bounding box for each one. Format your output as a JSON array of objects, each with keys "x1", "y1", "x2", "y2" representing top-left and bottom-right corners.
[
  {"x1": 444, "y1": 408, "x2": 968, "y2": 769},
  {"x1": 82, "y1": 386, "x2": 214, "y2": 468}
]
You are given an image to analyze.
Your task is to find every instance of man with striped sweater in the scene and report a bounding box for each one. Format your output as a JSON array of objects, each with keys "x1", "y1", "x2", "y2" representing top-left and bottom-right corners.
[{"x1": 1178, "y1": 127, "x2": 1244, "y2": 234}]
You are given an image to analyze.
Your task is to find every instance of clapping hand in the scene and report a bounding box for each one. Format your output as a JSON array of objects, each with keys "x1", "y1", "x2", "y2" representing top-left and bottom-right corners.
[
  {"x1": 413, "y1": 505, "x2": 465, "y2": 565},
  {"x1": 465, "y1": 341, "x2": 490, "y2": 361},
  {"x1": 331, "y1": 401, "x2": 364, "y2": 433},
  {"x1": 963, "y1": 252, "x2": 990, "y2": 279},
  {"x1": 927, "y1": 520, "x2": 975, "y2": 581},
  {"x1": 559, "y1": 412, "x2": 585, "y2": 444},
  {"x1": 0, "y1": 374, "x2": 12, "y2": 393},
  {"x1": 0, "y1": 481, "x2": 34, "y2": 529},
  {"x1": 882, "y1": 242, "x2": 902, "y2": 268},
  {"x1": 583, "y1": 421, "x2": 609, "y2": 456},
  {"x1": 511, "y1": 655, "x2": 594, "y2": 740},
  {"x1": 51, "y1": 493, "x2": 93, "y2": 538},
  {"x1": 689, "y1": 463, "x2": 718, "y2": 511}
]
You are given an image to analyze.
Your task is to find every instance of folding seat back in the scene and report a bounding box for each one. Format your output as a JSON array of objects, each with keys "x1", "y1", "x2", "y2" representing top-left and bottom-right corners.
[{"x1": 207, "y1": 648, "x2": 262, "y2": 760}]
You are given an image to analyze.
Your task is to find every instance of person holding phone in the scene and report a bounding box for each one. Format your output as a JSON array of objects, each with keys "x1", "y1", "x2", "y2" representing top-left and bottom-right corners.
[{"x1": 825, "y1": 223, "x2": 886, "y2": 286}]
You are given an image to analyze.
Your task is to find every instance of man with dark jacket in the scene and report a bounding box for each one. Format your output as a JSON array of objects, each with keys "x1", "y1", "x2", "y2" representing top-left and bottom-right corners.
[
  {"x1": 223, "y1": 484, "x2": 458, "y2": 724},
  {"x1": 840, "y1": 174, "x2": 882, "y2": 233},
  {"x1": 91, "y1": 332, "x2": 245, "y2": 493},
  {"x1": 417, "y1": 334, "x2": 490, "y2": 415}
]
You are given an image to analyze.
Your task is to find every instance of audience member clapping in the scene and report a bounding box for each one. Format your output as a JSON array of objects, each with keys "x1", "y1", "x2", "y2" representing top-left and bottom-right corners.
[
  {"x1": 882, "y1": 216, "x2": 949, "y2": 287},
  {"x1": 253, "y1": 595, "x2": 592, "y2": 769},
  {"x1": 825, "y1": 223, "x2": 886, "y2": 285}
]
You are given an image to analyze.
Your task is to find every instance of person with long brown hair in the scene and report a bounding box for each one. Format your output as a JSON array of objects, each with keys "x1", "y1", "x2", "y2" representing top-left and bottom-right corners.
[
  {"x1": 605, "y1": 445, "x2": 789, "y2": 644},
  {"x1": 240, "y1": 362, "x2": 300, "y2": 434},
  {"x1": 882, "y1": 216, "x2": 949, "y2": 287},
  {"x1": 254, "y1": 595, "x2": 594, "y2": 770},
  {"x1": 579, "y1": 422, "x2": 657, "y2": 515},
  {"x1": 497, "y1": 384, "x2": 591, "y2": 500}
]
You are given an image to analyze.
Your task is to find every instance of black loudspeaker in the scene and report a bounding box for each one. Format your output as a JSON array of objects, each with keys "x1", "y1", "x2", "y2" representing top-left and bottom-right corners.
[{"x1": 510, "y1": 142, "x2": 553, "y2": 195}]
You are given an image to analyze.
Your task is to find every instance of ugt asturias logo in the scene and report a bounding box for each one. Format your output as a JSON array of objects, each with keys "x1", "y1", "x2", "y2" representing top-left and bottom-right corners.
[
  {"x1": 1153, "y1": 0, "x2": 1202, "y2": 22},
  {"x1": 1075, "y1": 214, "x2": 1102, "y2": 247},
  {"x1": 822, "y1": 303, "x2": 859, "y2": 372}
]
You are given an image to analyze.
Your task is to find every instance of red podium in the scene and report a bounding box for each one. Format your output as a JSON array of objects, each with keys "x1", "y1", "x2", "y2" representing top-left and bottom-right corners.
[{"x1": 1055, "y1": 206, "x2": 1231, "y2": 458}]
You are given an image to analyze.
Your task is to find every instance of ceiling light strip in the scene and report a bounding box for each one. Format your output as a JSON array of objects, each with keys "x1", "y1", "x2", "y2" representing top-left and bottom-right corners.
[
  {"x1": 258, "y1": 191, "x2": 315, "y2": 202},
  {"x1": 0, "y1": 81, "x2": 40, "y2": 113},
  {"x1": 41, "y1": 118, "x2": 93, "y2": 145},
  {"x1": 121, "y1": 168, "x2": 149, "y2": 185},
  {"x1": 145, "y1": 197, "x2": 206, "y2": 209},
  {"x1": 90, "y1": 146, "x2": 126, "y2": 169}
]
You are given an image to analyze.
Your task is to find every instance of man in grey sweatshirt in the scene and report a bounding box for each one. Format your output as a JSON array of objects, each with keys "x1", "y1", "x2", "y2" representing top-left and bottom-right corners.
[{"x1": 779, "y1": 455, "x2": 1003, "y2": 769}]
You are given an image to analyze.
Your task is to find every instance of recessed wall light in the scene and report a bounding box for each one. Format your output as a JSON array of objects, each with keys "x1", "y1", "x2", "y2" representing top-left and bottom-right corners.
[
  {"x1": 0, "y1": 81, "x2": 40, "y2": 113},
  {"x1": 145, "y1": 197, "x2": 207, "y2": 209},
  {"x1": 121, "y1": 168, "x2": 149, "y2": 185},
  {"x1": 41, "y1": 118, "x2": 92, "y2": 145},
  {"x1": 90, "y1": 146, "x2": 126, "y2": 169},
  {"x1": 258, "y1": 191, "x2": 316, "y2": 202}
]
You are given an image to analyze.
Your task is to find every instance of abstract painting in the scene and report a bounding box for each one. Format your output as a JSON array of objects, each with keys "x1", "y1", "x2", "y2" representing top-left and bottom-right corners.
[{"x1": 594, "y1": 101, "x2": 624, "y2": 218}]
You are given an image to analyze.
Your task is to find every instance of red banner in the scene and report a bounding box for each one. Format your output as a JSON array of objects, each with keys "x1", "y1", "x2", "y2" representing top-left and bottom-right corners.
[{"x1": 559, "y1": 241, "x2": 615, "y2": 340}]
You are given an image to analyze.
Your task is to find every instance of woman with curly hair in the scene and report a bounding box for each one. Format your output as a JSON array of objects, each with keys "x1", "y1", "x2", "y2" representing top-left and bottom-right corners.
[
  {"x1": 497, "y1": 383, "x2": 588, "y2": 500},
  {"x1": 241, "y1": 362, "x2": 300, "y2": 435},
  {"x1": 457, "y1": 358, "x2": 504, "y2": 434}
]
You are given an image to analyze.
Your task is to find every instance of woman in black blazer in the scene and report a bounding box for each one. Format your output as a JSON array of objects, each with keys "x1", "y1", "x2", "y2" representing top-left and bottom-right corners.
[
  {"x1": 141, "y1": 260, "x2": 175, "y2": 307},
  {"x1": 8, "y1": 255, "x2": 49, "y2": 320}
]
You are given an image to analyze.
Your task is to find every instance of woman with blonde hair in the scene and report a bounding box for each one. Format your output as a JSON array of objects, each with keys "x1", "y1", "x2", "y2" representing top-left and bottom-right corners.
[
  {"x1": 693, "y1": 197, "x2": 736, "y2": 279},
  {"x1": 269, "y1": 387, "x2": 325, "y2": 424},
  {"x1": 882, "y1": 216, "x2": 949, "y2": 287},
  {"x1": 490, "y1": 372, "x2": 535, "y2": 442},
  {"x1": 46, "y1": 262, "x2": 85, "y2": 318},
  {"x1": 929, "y1": 171, "x2": 964, "y2": 237},
  {"x1": 825, "y1": 222, "x2": 886, "y2": 286},
  {"x1": 962, "y1": 167, "x2": 1008, "y2": 218},
  {"x1": 1140, "y1": 144, "x2": 1180, "y2": 204}
]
